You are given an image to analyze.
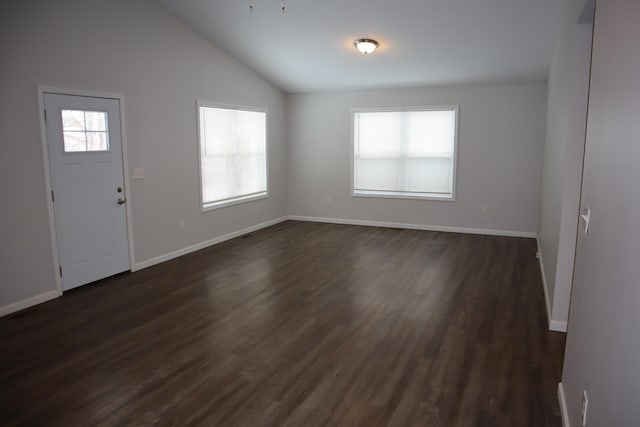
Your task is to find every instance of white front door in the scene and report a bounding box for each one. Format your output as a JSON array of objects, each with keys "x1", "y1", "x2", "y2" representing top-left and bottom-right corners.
[{"x1": 44, "y1": 93, "x2": 130, "y2": 291}]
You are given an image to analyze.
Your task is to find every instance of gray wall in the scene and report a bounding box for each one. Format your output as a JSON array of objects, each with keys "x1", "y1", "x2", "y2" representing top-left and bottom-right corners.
[
  {"x1": 0, "y1": 0, "x2": 287, "y2": 313},
  {"x1": 537, "y1": 0, "x2": 593, "y2": 331},
  {"x1": 287, "y1": 85, "x2": 546, "y2": 235},
  {"x1": 560, "y1": 0, "x2": 640, "y2": 425}
]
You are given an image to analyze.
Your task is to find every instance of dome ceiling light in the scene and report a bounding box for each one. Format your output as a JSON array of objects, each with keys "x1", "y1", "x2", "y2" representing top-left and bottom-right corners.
[{"x1": 354, "y1": 39, "x2": 379, "y2": 54}]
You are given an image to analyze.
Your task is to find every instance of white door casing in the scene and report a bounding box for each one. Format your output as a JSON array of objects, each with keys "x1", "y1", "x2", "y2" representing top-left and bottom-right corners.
[{"x1": 44, "y1": 92, "x2": 131, "y2": 291}]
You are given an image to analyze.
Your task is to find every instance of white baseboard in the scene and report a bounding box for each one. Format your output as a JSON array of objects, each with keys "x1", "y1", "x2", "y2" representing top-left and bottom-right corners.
[
  {"x1": 558, "y1": 383, "x2": 571, "y2": 427},
  {"x1": 287, "y1": 215, "x2": 537, "y2": 238},
  {"x1": 132, "y1": 216, "x2": 288, "y2": 271},
  {"x1": 536, "y1": 238, "x2": 569, "y2": 333},
  {"x1": 0, "y1": 290, "x2": 61, "y2": 317},
  {"x1": 550, "y1": 320, "x2": 568, "y2": 332},
  {"x1": 537, "y1": 237, "x2": 553, "y2": 326}
]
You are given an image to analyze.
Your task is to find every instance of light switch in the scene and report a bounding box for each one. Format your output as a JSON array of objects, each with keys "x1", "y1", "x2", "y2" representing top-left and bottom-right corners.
[{"x1": 132, "y1": 168, "x2": 144, "y2": 180}]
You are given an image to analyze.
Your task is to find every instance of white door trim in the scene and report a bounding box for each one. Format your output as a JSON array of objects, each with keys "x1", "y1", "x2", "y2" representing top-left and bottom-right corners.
[{"x1": 37, "y1": 86, "x2": 135, "y2": 294}]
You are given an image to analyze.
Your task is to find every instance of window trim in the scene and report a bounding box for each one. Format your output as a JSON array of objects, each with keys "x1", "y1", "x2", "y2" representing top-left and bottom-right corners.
[
  {"x1": 196, "y1": 100, "x2": 269, "y2": 212},
  {"x1": 351, "y1": 105, "x2": 459, "y2": 202},
  {"x1": 60, "y1": 109, "x2": 111, "y2": 153}
]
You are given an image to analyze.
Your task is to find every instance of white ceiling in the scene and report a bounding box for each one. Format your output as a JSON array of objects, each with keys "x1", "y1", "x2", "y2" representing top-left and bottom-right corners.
[{"x1": 153, "y1": 0, "x2": 567, "y2": 93}]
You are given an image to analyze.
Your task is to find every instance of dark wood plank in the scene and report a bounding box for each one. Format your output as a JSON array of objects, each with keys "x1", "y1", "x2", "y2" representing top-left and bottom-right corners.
[{"x1": 0, "y1": 221, "x2": 565, "y2": 426}]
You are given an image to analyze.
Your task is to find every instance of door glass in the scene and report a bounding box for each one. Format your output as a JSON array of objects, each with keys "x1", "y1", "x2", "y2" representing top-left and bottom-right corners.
[{"x1": 61, "y1": 110, "x2": 109, "y2": 152}]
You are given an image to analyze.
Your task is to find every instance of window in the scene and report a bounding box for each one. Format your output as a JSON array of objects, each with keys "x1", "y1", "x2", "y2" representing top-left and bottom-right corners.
[
  {"x1": 61, "y1": 109, "x2": 109, "y2": 152},
  {"x1": 352, "y1": 107, "x2": 458, "y2": 200},
  {"x1": 197, "y1": 103, "x2": 267, "y2": 210}
]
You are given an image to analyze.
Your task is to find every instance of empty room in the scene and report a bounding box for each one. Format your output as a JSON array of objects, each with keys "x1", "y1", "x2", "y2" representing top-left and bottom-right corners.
[{"x1": 1, "y1": 0, "x2": 639, "y2": 426}]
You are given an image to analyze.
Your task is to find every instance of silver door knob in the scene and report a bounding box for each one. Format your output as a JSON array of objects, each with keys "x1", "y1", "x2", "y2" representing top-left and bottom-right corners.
[{"x1": 117, "y1": 198, "x2": 126, "y2": 205}]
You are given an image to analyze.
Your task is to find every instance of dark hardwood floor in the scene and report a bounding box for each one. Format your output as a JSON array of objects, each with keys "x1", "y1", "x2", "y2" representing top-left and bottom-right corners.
[{"x1": 0, "y1": 221, "x2": 565, "y2": 426}]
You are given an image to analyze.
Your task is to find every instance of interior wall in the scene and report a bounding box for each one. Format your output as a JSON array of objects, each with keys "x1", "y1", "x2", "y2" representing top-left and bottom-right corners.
[
  {"x1": 0, "y1": 0, "x2": 287, "y2": 313},
  {"x1": 537, "y1": 0, "x2": 592, "y2": 331},
  {"x1": 560, "y1": 0, "x2": 640, "y2": 424},
  {"x1": 287, "y1": 85, "x2": 546, "y2": 235}
]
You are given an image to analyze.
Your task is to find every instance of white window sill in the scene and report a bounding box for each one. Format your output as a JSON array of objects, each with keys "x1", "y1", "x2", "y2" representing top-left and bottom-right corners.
[
  {"x1": 202, "y1": 192, "x2": 268, "y2": 212},
  {"x1": 352, "y1": 189, "x2": 455, "y2": 202}
]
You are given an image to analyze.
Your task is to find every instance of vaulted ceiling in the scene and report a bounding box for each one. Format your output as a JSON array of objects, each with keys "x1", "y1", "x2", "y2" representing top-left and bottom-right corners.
[{"x1": 154, "y1": 0, "x2": 566, "y2": 93}]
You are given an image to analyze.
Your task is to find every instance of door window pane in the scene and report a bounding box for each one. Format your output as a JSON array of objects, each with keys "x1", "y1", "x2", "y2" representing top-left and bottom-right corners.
[
  {"x1": 87, "y1": 132, "x2": 108, "y2": 151},
  {"x1": 62, "y1": 110, "x2": 85, "y2": 131},
  {"x1": 63, "y1": 131, "x2": 87, "y2": 152},
  {"x1": 85, "y1": 111, "x2": 107, "y2": 131}
]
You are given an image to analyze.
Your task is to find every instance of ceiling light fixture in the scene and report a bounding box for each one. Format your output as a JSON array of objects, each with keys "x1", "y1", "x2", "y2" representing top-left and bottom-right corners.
[
  {"x1": 354, "y1": 39, "x2": 379, "y2": 54},
  {"x1": 249, "y1": 1, "x2": 286, "y2": 13}
]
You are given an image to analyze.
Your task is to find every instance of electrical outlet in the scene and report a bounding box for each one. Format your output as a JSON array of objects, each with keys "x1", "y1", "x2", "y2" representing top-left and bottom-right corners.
[
  {"x1": 325, "y1": 196, "x2": 332, "y2": 206},
  {"x1": 581, "y1": 390, "x2": 588, "y2": 426},
  {"x1": 481, "y1": 206, "x2": 488, "y2": 216},
  {"x1": 178, "y1": 220, "x2": 185, "y2": 232}
]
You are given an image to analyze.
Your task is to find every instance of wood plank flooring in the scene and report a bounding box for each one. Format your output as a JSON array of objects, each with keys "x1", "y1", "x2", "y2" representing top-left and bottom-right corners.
[{"x1": 0, "y1": 221, "x2": 565, "y2": 426}]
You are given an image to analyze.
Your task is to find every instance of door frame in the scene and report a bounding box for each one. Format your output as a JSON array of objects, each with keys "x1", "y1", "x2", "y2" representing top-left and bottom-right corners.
[{"x1": 37, "y1": 86, "x2": 135, "y2": 294}]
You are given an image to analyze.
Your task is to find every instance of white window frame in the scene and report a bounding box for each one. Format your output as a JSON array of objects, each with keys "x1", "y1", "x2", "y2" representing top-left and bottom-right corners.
[
  {"x1": 351, "y1": 105, "x2": 459, "y2": 202},
  {"x1": 196, "y1": 101, "x2": 269, "y2": 212}
]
